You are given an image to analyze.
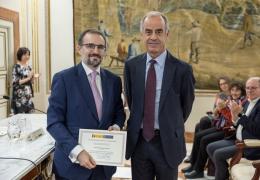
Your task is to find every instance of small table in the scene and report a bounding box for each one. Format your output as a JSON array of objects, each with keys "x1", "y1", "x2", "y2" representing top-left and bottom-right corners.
[{"x1": 0, "y1": 114, "x2": 55, "y2": 179}]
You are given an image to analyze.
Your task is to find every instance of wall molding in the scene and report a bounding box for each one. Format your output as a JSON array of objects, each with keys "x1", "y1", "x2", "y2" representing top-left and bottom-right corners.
[
  {"x1": 31, "y1": 0, "x2": 40, "y2": 92},
  {"x1": 0, "y1": 7, "x2": 19, "y2": 63},
  {"x1": 45, "y1": 0, "x2": 51, "y2": 93}
]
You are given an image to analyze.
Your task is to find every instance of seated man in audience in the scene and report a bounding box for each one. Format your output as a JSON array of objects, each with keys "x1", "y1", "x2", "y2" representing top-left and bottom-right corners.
[
  {"x1": 183, "y1": 81, "x2": 246, "y2": 179},
  {"x1": 207, "y1": 77, "x2": 260, "y2": 180}
]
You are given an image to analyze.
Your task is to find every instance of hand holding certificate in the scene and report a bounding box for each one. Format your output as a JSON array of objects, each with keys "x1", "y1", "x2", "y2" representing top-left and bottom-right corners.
[{"x1": 79, "y1": 129, "x2": 127, "y2": 166}]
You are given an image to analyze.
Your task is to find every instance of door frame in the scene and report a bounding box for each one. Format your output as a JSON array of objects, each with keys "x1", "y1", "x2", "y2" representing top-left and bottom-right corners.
[
  {"x1": 0, "y1": 7, "x2": 19, "y2": 115},
  {"x1": 0, "y1": 7, "x2": 19, "y2": 63}
]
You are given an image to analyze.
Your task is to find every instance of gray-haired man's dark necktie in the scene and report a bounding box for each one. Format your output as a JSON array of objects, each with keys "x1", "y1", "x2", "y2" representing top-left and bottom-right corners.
[{"x1": 143, "y1": 60, "x2": 156, "y2": 141}]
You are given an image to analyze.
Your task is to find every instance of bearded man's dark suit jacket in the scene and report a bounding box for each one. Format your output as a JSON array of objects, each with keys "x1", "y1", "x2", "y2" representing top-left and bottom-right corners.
[
  {"x1": 124, "y1": 51, "x2": 195, "y2": 168},
  {"x1": 47, "y1": 63, "x2": 125, "y2": 179}
]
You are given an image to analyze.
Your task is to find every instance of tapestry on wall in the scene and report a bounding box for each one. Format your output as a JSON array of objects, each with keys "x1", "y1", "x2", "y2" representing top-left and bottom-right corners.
[{"x1": 73, "y1": 0, "x2": 260, "y2": 90}]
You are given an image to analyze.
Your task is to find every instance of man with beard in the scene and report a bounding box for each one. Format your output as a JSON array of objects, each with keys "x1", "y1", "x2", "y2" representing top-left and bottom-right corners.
[{"x1": 47, "y1": 29, "x2": 125, "y2": 180}]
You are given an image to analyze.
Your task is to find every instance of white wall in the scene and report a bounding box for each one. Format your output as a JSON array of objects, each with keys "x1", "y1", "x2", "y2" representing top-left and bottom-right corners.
[
  {"x1": 50, "y1": 0, "x2": 74, "y2": 78},
  {"x1": 33, "y1": 0, "x2": 48, "y2": 112},
  {"x1": 0, "y1": 0, "x2": 20, "y2": 12},
  {"x1": 185, "y1": 94, "x2": 215, "y2": 132},
  {"x1": 34, "y1": 0, "x2": 74, "y2": 112}
]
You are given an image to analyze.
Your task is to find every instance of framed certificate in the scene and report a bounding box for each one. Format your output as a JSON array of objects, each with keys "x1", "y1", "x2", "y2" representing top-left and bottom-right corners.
[{"x1": 78, "y1": 129, "x2": 127, "y2": 166}]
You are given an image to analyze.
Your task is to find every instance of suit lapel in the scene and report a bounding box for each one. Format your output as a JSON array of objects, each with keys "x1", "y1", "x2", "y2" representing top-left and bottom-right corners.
[
  {"x1": 243, "y1": 101, "x2": 250, "y2": 113},
  {"x1": 248, "y1": 99, "x2": 260, "y2": 118},
  {"x1": 136, "y1": 54, "x2": 146, "y2": 116},
  {"x1": 159, "y1": 52, "x2": 177, "y2": 113},
  {"x1": 76, "y1": 63, "x2": 99, "y2": 121}
]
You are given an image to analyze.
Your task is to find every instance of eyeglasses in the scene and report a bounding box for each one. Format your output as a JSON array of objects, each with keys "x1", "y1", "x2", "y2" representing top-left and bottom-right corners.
[
  {"x1": 246, "y1": 86, "x2": 260, "y2": 91},
  {"x1": 81, "y1": 43, "x2": 106, "y2": 51}
]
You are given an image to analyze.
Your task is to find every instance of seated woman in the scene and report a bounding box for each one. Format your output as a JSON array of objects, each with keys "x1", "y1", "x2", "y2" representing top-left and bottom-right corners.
[
  {"x1": 183, "y1": 81, "x2": 246, "y2": 179},
  {"x1": 184, "y1": 76, "x2": 230, "y2": 163}
]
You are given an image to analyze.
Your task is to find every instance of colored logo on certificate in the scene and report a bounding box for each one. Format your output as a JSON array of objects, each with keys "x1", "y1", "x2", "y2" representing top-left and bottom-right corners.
[{"x1": 92, "y1": 134, "x2": 114, "y2": 139}]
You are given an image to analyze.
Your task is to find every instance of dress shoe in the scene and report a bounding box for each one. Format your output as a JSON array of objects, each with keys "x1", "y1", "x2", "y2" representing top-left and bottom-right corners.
[
  {"x1": 181, "y1": 165, "x2": 193, "y2": 173},
  {"x1": 184, "y1": 155, "x2": 191, "y2": 163},
  {"x1": 184, "y1": 170, "x2": 204, "y2": 179}
]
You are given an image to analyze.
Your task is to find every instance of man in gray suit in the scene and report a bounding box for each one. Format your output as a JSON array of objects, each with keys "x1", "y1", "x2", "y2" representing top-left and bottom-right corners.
[{"x1": 124, "y1": 11, "x2": 195, "y2": 180}]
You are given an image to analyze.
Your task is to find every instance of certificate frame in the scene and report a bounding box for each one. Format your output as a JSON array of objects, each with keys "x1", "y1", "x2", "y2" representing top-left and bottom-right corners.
[{"x1": 79, "y1": 129, "x2": 127, "y2": 166}]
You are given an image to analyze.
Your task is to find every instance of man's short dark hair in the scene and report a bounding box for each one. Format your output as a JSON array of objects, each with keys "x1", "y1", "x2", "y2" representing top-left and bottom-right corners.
[
  {"x1": 77, "y1": 29, "x2": 107, "y2": 49},
  {"x1": 17, "y1": 47, "x2": 30, "y2": 61}
]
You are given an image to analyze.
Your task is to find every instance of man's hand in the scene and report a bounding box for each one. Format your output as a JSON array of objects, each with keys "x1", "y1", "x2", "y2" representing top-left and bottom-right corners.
[
  {"x1": 77, "y1": 150, "x2": 96, "y2": 169},
  {"x1": 108, "y1": 124, "x2": 120, "y2": 131},
  {"x1": 230, "y1": 100, "x2": 243, "y2": 122}
]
